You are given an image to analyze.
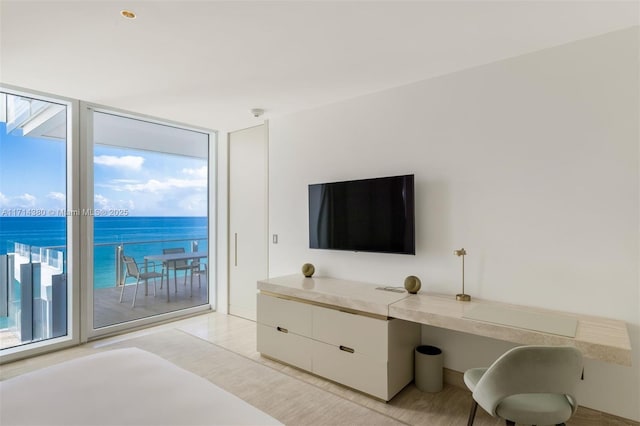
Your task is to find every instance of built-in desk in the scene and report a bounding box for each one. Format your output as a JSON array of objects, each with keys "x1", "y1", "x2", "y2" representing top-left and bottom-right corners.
[
  {"x1": 257, "y1": 275, "x2": 421, "y2": 400},
  {"x1": 258, "y1": 274, "x2": 409, "y2": 316},
  {"x1": 389, "y1": 292, "x2": 632, "y2": 366},
  {"x1": 257, "y1": 275, "x2": 632, "y2": 367}
]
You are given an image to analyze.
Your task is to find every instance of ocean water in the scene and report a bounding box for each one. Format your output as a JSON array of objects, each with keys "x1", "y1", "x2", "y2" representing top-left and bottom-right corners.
[{"x1": 0, "y1": 216, "x2": 208, "y2": 289}]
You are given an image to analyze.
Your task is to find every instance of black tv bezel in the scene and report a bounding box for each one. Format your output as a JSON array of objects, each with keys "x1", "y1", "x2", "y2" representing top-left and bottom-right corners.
[{"x1": 308, "y1": 174, "x2": 415, "y2": 255}]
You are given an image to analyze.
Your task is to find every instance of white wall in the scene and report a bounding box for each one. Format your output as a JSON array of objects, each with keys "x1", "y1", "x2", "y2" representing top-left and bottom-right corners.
[{"x1": 268, "y1": 27, "x2": 639, "y2": 420}]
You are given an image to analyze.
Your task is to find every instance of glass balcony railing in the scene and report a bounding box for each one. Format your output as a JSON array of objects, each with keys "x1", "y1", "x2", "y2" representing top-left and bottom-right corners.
[
  {"x1": 95, "y1": 237, "x2": 207, "y2": 288},
  {"x1": 13, "y1": 242, "x2": 65, "y2": 270},
  {"x1": 1, "y1": 236, "x2": 208, "y2": 349},
  {"x1": 0, "y1": 242, "x2": 66, "y2": 350},
  {"x1": 93, "y1": 236, "x2": 209, "y2": 329}
]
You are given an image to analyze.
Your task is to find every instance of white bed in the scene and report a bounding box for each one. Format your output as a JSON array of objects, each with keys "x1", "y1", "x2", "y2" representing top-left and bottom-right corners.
[{"x1": 0, "y1": 348, "x2": 283, "y2": 426}]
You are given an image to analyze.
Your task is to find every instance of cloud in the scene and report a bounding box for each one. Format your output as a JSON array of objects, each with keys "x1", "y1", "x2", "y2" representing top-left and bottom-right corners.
[
  {"x1": 16, "y1": 193, "x2": 36, "y2": 207},
  {"x1": 181, "y1": 193, "x2": 207, "y2": 213},
  {"x1": 95, "y1": 179, "x2": 141, "y2": 191},
  {"x1": 0, "y1": 192, "x2": 38, "y2": 208},
  {"x1": 95, "y1": 194, "x2": 110, "y2": 209},
  {"x1": 94, "y1": 155, "x2": 144, "y2": 171},
  {"x1": 95, "y1": 194, "x2": 135, "y2": 211},
  {"x1": 182, "y1": 166, "x2": 207, "y2": 179},
  {"x1": 47, "y1": 192, "x2": 66, "y2": 201},
  {"x1": 122, "y1": 177, "x2": 207, "y2": 193},
  {"x1": 110, "y1": 179, "x2": 141, "y2": 184}
]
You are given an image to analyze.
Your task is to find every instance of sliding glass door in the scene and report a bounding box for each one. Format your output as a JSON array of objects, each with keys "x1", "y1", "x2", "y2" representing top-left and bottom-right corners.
[{"x1": 84, "y1": 107, "x2": 213, "y2": 335}]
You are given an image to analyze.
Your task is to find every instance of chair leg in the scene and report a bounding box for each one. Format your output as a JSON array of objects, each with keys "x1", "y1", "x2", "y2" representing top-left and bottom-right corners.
[
  {"x1": 174, "y1": 270, "x2": 178, "y2": 293},
  {"x1": 119, "y1": 282, "x2": 126, "y2": 303},
  {"x1": 467, "y1": 400, "x2": 478, "y2": 426},
  {"x1": 166, "y1": 273, "x2": 170, "y2": 302},
  {"x1": 132, "y1": 278, "x2": 140, "y2": 307},
  {"x1": 202, "y1": 265, "x2": 207, "y2": 288}
]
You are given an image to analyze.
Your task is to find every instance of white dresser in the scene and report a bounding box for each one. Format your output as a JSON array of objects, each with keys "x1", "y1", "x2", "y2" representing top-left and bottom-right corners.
[{"x1": 256, "y1": 275, "x2": 420, "y2": 401}]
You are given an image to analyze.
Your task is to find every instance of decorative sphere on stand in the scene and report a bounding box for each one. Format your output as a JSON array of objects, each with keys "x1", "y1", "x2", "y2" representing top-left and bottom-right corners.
[
  {"x1": 302, "y1": 263, "x2": 315, "y2": 278},
  {"x1": 404, "y1": 275, "x2": 421, "y2": 294}
]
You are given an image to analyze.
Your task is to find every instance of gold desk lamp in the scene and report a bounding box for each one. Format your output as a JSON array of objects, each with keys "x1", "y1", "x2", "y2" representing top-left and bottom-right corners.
[{"x1": 454, "y1": 248, "x2": 471, "y2": 301}]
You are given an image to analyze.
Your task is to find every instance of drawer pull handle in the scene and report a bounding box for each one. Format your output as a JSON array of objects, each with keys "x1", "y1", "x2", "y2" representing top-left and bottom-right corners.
[
  {"x1": 276, "y1": 326, "x2": 288, "y2": 333},
  {"x1": 339, "y1": 345, "x2": 355, "y2": 354}
]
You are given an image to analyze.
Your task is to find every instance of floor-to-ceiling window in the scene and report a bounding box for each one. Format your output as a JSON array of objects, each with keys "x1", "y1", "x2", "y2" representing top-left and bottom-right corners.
[
  {"x1": 0, "y1": 89, "x2": 75, "y2": 353},
  {"x1": 85, "y1": 108, "x2": 213, "y2": 333},
  {"x1": 0, "y1": 87, "x2": 215, "y2": 358}
]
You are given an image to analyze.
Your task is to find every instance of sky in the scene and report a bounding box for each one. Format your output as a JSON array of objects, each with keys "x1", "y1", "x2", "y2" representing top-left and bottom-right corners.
[{"x1": 0, "y1": 122, "x2": 208, "y2": 217}]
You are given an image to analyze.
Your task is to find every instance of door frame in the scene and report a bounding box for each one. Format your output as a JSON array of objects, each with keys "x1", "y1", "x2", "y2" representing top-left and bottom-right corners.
[{"x1": 226, "y1": 122, "x2": 269, "y2": 318}]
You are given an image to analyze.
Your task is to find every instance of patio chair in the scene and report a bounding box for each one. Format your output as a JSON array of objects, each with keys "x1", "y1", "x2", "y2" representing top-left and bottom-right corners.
[
  {"x1": 161, "y1": 247, "x2": 191, "y2": 293},
  {"x1": 119, "y1": 255, "x2": 164, "y2": 308},
  {"x1": 190, "y1": 260, "x2": 207, "y2": 291}
]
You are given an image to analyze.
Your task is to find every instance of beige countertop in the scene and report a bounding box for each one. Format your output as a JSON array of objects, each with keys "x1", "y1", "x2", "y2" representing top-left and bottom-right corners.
[
  {"x1": 258, "y1": 274, "x2": 410, "y2": 317},
  {"x1": 258, "y1": 275, "x2": 632, "y2": 366}
]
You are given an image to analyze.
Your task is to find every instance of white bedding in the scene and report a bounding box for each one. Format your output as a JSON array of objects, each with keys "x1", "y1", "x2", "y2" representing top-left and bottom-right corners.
[{"x1": 0, "y1": 348, "x2": 283, "y2": 426}]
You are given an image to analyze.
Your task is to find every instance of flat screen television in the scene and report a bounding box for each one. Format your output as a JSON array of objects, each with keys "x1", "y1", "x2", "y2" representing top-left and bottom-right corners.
[{"x1": 308, "y1": 174, "x2": 415, "y2": 255}]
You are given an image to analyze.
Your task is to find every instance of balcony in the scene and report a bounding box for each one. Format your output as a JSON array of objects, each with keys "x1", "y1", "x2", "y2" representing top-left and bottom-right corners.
[{"x1": 0, "y1": 238, "x2": 209, "y2": 350}]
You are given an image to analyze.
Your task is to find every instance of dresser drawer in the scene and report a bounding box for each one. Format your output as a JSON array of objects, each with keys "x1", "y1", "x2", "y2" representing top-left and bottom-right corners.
[
  {"x1": 312, "y1": 305, "x2": 388, "y2": 360},
  {"x1": 257, "y1": 323, "x2": 313, "y2": 371},
  {"x1": 257, "y1": 293, "x2": 312, "y2": 336},
  {"x1": 312, "y1": 340, "x2": 389, "y2": 400}
]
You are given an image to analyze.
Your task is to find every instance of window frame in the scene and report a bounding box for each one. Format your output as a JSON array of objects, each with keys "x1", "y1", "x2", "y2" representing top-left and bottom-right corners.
[
  {"x1": 79, "y1": 102, "x2": 217, "y2": 342},
  {"x1": 0, "y1": 87, "x2": 217, "y2": 362},
  {"x1": 0, "y1": 84, "x2": 80, "y2": 363}
]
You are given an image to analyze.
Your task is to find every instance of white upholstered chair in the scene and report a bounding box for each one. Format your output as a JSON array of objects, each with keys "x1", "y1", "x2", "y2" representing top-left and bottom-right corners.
[{"x1": 464, "y1": 345, "x2": 583, "y2": 426}]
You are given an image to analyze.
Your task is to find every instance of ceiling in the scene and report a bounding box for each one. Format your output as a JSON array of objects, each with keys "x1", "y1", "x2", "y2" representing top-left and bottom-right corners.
[{"x1": 1, "y1": 1, "x2": 638, "y2": 132}]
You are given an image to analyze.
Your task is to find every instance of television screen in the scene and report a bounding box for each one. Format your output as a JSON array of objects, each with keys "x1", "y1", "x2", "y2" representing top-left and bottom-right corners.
[{"x1": 308, "y1": 174, "x2": 415, "y2": 255}]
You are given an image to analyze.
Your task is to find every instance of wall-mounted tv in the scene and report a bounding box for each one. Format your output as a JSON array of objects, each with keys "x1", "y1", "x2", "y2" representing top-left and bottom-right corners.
[{"x1": 308, "y1": 174, "x2": 415, "y2": 255}]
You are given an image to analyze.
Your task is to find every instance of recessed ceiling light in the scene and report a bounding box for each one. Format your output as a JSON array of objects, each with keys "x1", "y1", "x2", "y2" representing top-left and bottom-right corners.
[{"x1": 120, "y1": 10, "x2": 136, "y2": 19}]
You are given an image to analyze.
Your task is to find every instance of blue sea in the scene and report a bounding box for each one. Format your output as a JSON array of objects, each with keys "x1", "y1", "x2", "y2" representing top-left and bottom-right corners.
[{"x1": 0, "y1": 216, "x2": 208, "y2": 289}]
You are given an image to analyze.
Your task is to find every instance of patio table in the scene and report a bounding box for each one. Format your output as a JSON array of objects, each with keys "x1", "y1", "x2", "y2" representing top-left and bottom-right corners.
[{"x1": 144, "y1": 251, "x2": 208, "y2": 302}]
